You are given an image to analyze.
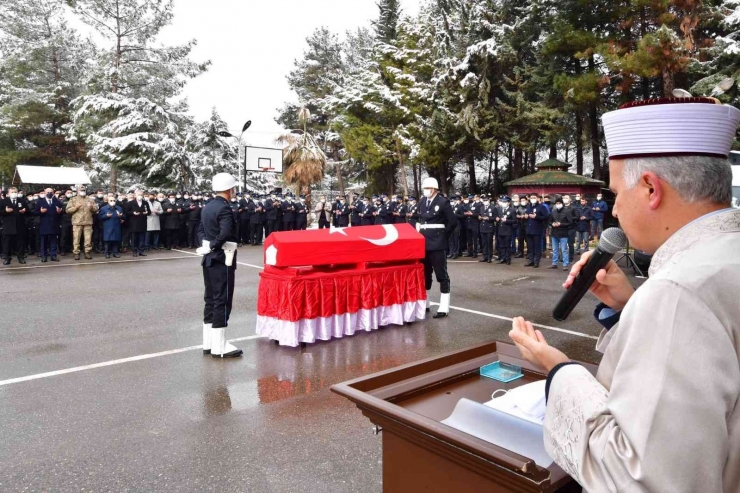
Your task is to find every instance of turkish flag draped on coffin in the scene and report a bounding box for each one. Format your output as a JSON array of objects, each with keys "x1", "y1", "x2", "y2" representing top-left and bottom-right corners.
[
  {"x1": 264, "y1": 223, "x2": 425, "y2": 267},
  {"x1": 257, "y1": 224, "x2": 427, "y2": 347}
]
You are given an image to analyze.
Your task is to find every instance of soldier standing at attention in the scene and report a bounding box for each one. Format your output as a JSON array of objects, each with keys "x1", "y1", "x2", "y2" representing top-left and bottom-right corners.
[
  {"x1": 418, "y1": 178, "x2": 457, "y2": 319},
  {"x1": 197, "y1": 173, "x2": 243, "y2": 359},
  {"x1": 65, "y1": 185, "x2": 98, "y2": 260}
]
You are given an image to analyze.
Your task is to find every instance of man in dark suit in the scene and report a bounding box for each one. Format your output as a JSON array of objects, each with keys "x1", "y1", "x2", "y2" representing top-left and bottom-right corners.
[
  {"x1": 464, "y1": 194, "x2": 483, "y2": 258},
  {"x1": 495, "y1": 197, "x2": 517, "y2": 265},
  {"x1": 478, "y1": 195, "x2": 496, "y2": 263},
  {"x1": 407, "y1": 196, "x2": 419, "y2": 229},
  {"x1": 335, "y1": 195, "x2": 350, "y2": 227},
  {"x1": 360, "y1": 197, "x2": 376, "y2": 226},
  {"x1": 197, "y1": 173, "x2": 243, "y2": 359},
  {"x1": 378, "y1": 194, "x2": 396, "y2": 225},
  {"x1": 124, "y1": 190, "x2": 151, "y2": 257},
  {"x1": 395, "y1": 196, "x2": 408, "y2": 224},
  {"x1": 264, "y1": 194, "x2": 278, "y2": 237},
  {"x1": 249, "y1": 197, "x2": 263, "y2": 244},
  {"x1": 239, "y1": 192, "x2": 253, "y2": 244},
  {"x1": 295, "y1": 196, "x2": 308, "y2": 230},
  {"x1": 161, "y1": 192, "x2": 180, "y2": 250},
  {"x1": 281, "y1": 194, "x2": 296, "y2": 231},
  {"x1": 1, "y1": 187, "x2": 29, "y2": 265},
  {"x1": 35, "y1": 187, "x2": 64, "y2": 262},
  {"x1": 524, "y1": 193, "x2": 548, "y2": 268},
  {"x1": 417, "y1": 178, "x2": 458, "y2": 318},
  {"x1": 350, "y1": 195, "x2": 363, "y2": 227}
]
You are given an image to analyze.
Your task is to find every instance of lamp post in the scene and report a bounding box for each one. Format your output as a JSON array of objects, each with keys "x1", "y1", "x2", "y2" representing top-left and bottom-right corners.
[{"x1": 217, "y1": 120, "x2": 252, "y2": 192}]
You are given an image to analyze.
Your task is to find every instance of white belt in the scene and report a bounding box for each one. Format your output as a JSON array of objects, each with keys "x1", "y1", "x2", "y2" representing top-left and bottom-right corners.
[{"x1": 417, "y1": 224, "x2": 445, "y2": 230}]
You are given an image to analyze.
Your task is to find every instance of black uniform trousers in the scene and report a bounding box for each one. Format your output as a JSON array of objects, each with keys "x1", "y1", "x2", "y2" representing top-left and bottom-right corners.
[
  {"x1": 163, "y1": 228, "x2": 178, "y2": 249},
  {"x1": 517, "y1": 225, "x2": 526, "y2": 255},
  {"x1": 202, "y1": 259, "x2": 236, "y2": 328},
  {"x1": 187, "y1": 221, "x2": 199, "y2": 248},
  {"x1": 318, "y1": 216, "x2": 330, "y2": 229},
  {"x1": 466, "y1": 227, "x2": 479, "y2": 256},
  {"x1": 526, "y1": 234, "x2": 542, "y2": 265},
  {"x1": 265, "y1": 220, "x2": 277, "y2": 237},
  {"x1": 2, "y1": 234, "x2": 22, "y2": 259},
  {"x1": 499, "y1": 235, "x2": 512, "y2": 262},
  {"x1": 60, "y1": 223, "x2": 72, "y2": 253},
  {"x1": 423, "y1": 250, "x2": 450, "y2": 294},
  {"x1": 282, "y1": 220, "x2": 294, "y2": 232},
  {"x1": 240, "y1": 219, "x2": 251, "y2": 244},
  {"x1": 567, "y1": 229, "x2": 576, "y2": 259},
  {"x1": 448, "y1": 227, "x2": 460, "y2": 257},
  {"x1": 296, "y1": 219, "x2": 307, "y2": 230},
  {"x1": 481, "y1": 232, "x2": 493, "y2": 260},
  {"x1": 251, "y1": 223, "x2": 263, "y2": 244}
]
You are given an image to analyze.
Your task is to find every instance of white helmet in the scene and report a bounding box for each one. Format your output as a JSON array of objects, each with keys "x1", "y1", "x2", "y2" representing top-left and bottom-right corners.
[
  {"x1": 422, "y1": 177, "x2": 439, "y2": 190},
  {"x1": 212, "y1": 173, "x2": 238, "y2": 192}
]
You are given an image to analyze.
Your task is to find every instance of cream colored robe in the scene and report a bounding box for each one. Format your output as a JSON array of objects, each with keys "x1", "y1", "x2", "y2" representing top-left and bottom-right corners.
[{"x1": 545, "y1": 209, "x2": 740, "y2": 493}]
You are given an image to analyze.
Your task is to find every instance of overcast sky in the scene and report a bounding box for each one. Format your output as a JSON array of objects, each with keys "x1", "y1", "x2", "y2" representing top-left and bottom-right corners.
[{"x1": 152, "y1": 0, "x2": 422, "y2": 148}]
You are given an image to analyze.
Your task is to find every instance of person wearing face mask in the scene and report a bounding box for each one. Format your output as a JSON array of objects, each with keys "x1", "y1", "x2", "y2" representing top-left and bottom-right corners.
[
  {"x1": 395, "y1": 195, "x2": 408, "y2": 224},
  {"x1": 1, "y1": 187, "x2": 29, "y2": 265},
  {"x1": 548, "y1": 197, "x2": 572, "y2": 270},
  {"x1": 575, "y1": 197, "x2": 592, "y2": 255},
  {"x1": 360, "y1": 197, "x2": 376, "y2": 226},
  {"x1": 295, "y1": 195, "x2": 308, "y2": 230},
  {"x1": 65, "y1": 185, "x2": 98, "y2": 260},
  {"x1": 185, "y1": 192, "x2": 203, "y2": 248},
  {"x1": 161, "y1": 193, "x2": 180, "y2": 250},
  {"x1": 34, "y1": 187, "x2": 64, "y2": 262},
  {"x1": 495, "y1": 197, "x2": 517, "y2": 265},
  {"x1": 264, "y1": 193, "x2": 278, "y2": 236},
  {"x1": 145, "y1": 193, "x2": 163, "y2": 252},
  {"x1": 99, "y1": 197, "x2": 125, "y2": 258},
  {"x1": 514, "y1": 197, "x2": 529, "y2": 258},
  {"x1": 238, "y1": 193, "x2": 253, "y2": 244},
  {"x1": 377, "y1": 193, "x2": 395, "y2": 225},
  {"x1": 464, "y1": 194, "x2": 483, "y2": 258},
  {"x1": 59, "y1": 190, "x2": 74, "y2": 256},
  {"x1": 478, "y1": 195, "x2": 496, "y2": 263},
  {"x1": 197, "y1": 173, "x2": 243, "y2": 358},
  {"x1": 124, "y1": 189, "x2": 151, "y2": 257},
  {"x1": 524, "y1": 194, "x2": 547, "y2": 268},
  {"x1": 350, "y1": 194, "x2": 363, "y2": 227},
  {"x1": 590, "y1": 193, "x2": 609, "y2": 241},
  {"x1": 418, "y1": 178, "x2": 458, "y2": 318},
  {"x1": 562, "y1": 195, "x2": 577, "y2": 261},
  {"x1": 91, "y1": 190, "x2": 107, "y2": 253},
  {"x1": 280, "y1": 193, "x2": 296, "y2": 231},
  {"x1": 314, "y1": 195, "x2": 331, "y2": 229},
  {"x1": 510, "y1": 194, "x2": 520, "y2": 254},
  {"x1": 176, "y1": 192, "x2": 189, "y2": 248},
  {"x1": 334, "y1": 195, "x2": 350, "y2": 227},
  {"x1": 407, "y1": 196, "x2": 419, "y2": 228},
  {"x1": 248, "y1": 195, "x2": 263, "y2": 244}
]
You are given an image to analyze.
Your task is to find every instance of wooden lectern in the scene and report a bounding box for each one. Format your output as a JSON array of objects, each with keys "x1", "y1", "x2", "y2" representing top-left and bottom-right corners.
[{"x1": 331, "y1": 341, "x2": 598, "y2": 492}]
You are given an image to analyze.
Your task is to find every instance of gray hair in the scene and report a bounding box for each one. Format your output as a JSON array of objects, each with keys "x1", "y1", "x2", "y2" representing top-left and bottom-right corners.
[{"x1": 622, "y1": 156, "x2": 733, "y2": 205}]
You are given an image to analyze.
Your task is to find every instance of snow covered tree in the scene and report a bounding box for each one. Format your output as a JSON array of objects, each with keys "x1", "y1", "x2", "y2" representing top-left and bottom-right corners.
[
  {"x1": 373, "y1": 0, "x2": 402, "y2": 43},
  {"x1": 67, "y1": 0, "x2": 209, "y2": 191},
  {"x1": 185, "y1": 108, "x2": 238, "y2": 189}
]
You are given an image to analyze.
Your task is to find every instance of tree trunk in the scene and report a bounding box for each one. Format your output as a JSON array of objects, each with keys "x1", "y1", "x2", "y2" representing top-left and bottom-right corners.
[
  {"x1": 662, "y1": 69, "x2": 675, "y2": 98},
  {"x1": 549, "y1": 143, "x2": 557, "y2": 159},
  {"x1": 507, "y1": 143, "x2": 513, "y2": 181},
  {"x1": 588, "y1": 55, "x2": 601, "y2": 180},
  {"x1": 528, "y1": 150, "x2": 536, "y2": 174},
  {"x1": 466, "y1": 152, "x2": 477, "y2": 192},
  {"x1": 440, "y1": 161, "x2": 449, "y2": 196},
  {"x1": 487, "y1": 150, "x2": 494, "y2": 191},
  {"x1": 493, "y1": 146, "x2": 499, "y2": 197},
  {"x1": 394, "y1": 134, "x2": 409, "y2": 196},
  {"x1": 513, "y1": 147, "x2": 523, "y2": 178}
]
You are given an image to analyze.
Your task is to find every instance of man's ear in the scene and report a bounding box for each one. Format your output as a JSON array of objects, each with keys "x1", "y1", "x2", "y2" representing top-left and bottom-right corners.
[{"x1": 641, "y1": 171, "x2": 664, "y2": 210}]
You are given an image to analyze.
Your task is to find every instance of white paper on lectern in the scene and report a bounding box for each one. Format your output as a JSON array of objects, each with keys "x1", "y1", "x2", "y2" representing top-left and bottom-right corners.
[{"x1": 441, "y1": 398, "x2": 553, "y2": 468}]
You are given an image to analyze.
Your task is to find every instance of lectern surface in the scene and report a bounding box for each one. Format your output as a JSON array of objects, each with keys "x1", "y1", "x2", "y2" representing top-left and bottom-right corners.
[{"x1": 332, "y1": 340, "x2": 597, "y2": 493}]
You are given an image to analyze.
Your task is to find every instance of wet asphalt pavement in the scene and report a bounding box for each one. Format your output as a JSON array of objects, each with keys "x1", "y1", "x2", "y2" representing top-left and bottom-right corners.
[{"x1": 0, "y1": 246, "x2": 646, "y2": 492}]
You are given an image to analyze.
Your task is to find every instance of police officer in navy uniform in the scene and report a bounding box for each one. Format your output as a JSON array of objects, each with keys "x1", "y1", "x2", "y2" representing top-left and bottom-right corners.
[
  {"x1": 395, "y1": 195, "x2": 407, "y2": 224},
  {"x1": 350, "y1": 195, "x2": 363, "y2": 227},
  {"x1": 361, "y1": 197, "x2": 375, "y2": 226},
  {"x1": 378, "y1": 193, "x2": 396, "y2": 225},
  {"x1": 524, "y1": 193, "x2": 548, "y2": 268},
  {"x1": 407, "y1": 196, "x2": 419, "y2": 228},
  {"x1": 418, "y1": 178, "x2": 457, "y2": 318},
  {"x1": 197, "y1": 173, "x2": 243, "y2": 358},
  {"x1": 496, "y1": 197, "x2": 517, "y2": 264},
  {"x1": 478, "y1": 194, "x2": 496, "y2": 263},
  {"x1": 464, "y1": 194, "x2": 483, "y2": 258},
  {"x1": 295, "y1": 196, "x2": 308, "y2": 230}
]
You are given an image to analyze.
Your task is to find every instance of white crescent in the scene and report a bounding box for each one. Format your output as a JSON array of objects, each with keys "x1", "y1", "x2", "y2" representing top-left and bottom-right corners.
[{"x1": 359, "y1": 224, "x2": 399, "y2": 246}]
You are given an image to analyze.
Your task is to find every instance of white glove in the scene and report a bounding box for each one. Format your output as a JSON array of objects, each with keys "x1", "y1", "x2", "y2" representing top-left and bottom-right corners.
[{"x1": 196, "y1": 240, "x2": 211, "y2": 256}]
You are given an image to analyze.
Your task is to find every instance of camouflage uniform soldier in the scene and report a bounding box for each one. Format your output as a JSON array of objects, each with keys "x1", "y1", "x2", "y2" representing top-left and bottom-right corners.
[{"x1": 65, "y1": 185, "x2": 99, "y2": 260}]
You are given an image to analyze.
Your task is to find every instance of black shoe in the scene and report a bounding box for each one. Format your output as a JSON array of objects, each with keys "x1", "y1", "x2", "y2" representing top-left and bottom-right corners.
[
  {"x1": 498, "y1": 259, "x2": 506, "y2": 264},
  {"x1": 533, "y1": 263, "x2": 539, "y2": 268},
  {"x1": 487, "y1": 259, "x2": 492, "y2": 263},
  {"x1": 433, "y1": 312, "x2": 448, "y2": 319},
  {"x1": 139, "y1": 252, "x2": 147, "y2": 256},
  {"x1": 113, "y1": 253, "x2": 120, "y2": 258},
  {"x1": 479, "y1": 258, "x2": 487, "y2": 263},
  {"x1": 426, "y1": 308, "x2": 430, "y2": 313},
  {"x1": 524, "y1": 262, "x2": 534, "y2": 267},
  {"x1": 514, "y1": 253, "x2": 524, "y2": 258},
  {"x1": 133, "y1": 252, "x2": 139, "y2": 257},
  {"x1": 19, "y1": 258, "x2": 26, "y2": 264},
  {"x1": 51, "y1": 256, "x2": 59, "y2": 262},
  {"x1": 213, "y1": 348, "x2": 243, "y2": 358},
  {"x1": 42, "y1": 257, "x2": 48, "y2": 263},
  {"x1": 2, "y1": 259, "x2": 9, "y2": 265},
  {"x1": 464, "y1": 254, "x2": 473, "y2": 258},
  {"x1": 471, "y1": 255, "x2": 478, "y2": 258},
  {"x1": 549, "y1": 265, "x2": 558, "y2": 269},
  {"x1": 105, "y1": 253, "x2": 110, "y2": 259},
  {"x1": 453, "y1": 255, "x2": 459, "y2": 259},
  {"x1": 506, "y1": 261, "x2": 511, "y2": 265},
  {"x1": 447, "y1": 255, "x2": 453, "y2": 259},
  {"x1": 203, "y1": 349, "x2": 211, "y2": 355}
]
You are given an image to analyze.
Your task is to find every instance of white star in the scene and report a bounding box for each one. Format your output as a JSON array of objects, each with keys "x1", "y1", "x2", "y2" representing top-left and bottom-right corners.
[{"x1": 329, "y1": 225, "x2": 348, "y2": 236}]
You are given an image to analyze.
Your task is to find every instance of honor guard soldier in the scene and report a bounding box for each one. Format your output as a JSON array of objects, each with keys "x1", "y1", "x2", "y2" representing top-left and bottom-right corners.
[
  {"x1": 478, "y1": 195, "x2": 496, "y2": 263},
  {"x1": 197, "y1": 173, "x2": 243, "y2": 359},
  {"x1": 418, "y1": 178, "x2": 457, "y2": 318}
]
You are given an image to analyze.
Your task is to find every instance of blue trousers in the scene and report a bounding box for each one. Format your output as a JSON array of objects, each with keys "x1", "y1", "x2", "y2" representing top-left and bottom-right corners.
[
  {"x1": 552, "y1": 236, "x2": 569, "y2": 266},
  {"x1": 40, "y1": 234, "x2": 58, "y2": 258}
]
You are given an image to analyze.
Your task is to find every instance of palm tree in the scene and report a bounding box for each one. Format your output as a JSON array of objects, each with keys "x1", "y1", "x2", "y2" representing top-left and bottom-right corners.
[{"x1": 275, "y1": 108, "x2": 327, "y2": 218}]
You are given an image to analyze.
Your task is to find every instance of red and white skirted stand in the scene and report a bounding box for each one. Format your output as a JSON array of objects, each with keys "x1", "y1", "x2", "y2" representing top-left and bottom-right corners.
[{"x1": 257, "y1": 262, "x2": 427, "y2": 347}]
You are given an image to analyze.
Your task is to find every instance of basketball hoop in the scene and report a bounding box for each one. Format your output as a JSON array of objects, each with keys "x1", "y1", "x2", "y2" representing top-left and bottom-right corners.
[{"x1": 258, "y1": 157, "x2": 275, "y2": 172}]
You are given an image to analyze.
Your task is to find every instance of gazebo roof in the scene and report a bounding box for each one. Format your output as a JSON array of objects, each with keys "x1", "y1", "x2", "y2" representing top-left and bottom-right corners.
[{"x1": 504, "y1": 159, "x2": 605, "y2": 187}]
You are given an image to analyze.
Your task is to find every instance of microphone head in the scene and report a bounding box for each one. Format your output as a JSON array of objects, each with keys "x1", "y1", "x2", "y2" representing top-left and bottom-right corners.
[{"x1": 599, "y1": 228, "x2": 628, "y2": 254}]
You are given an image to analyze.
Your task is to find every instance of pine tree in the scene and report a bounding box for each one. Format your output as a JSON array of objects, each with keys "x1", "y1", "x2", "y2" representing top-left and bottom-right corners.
[
  {"x1": 186, "y1": 108, "x2": 239, "y2": 189},
  {"x1": 373, "y1": 0, "x2": 402, "y2": 43}
]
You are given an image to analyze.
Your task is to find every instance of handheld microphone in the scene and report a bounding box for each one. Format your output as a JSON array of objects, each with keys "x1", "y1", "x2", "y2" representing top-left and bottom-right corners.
[{"x1": 552, "y1": 228, "x2": 628, "y2": 321}]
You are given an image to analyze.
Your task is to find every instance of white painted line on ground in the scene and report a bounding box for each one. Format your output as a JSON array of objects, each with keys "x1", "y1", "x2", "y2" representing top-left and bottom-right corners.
[
  {"x1": 0, "y1": 335, "x2": 264, "y2": 388},
  {"x1": 0, "y1": 255, "x2": 198, "y2": 272},
  {"x1": 429, "y1": 302, "x2": 598, "y2": 340},
  {"x1": 172, "y1": 249, "x2": 264, "y2": 270}
]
